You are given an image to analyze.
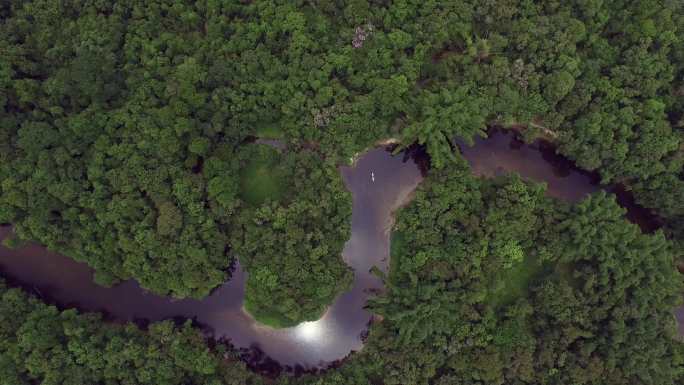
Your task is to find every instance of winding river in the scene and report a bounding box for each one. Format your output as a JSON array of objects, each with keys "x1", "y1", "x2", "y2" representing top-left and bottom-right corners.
[
  {"x1": 0, "y1": 147, "x2": 423, "y2": 372},
  {"x1": 0, "y1": 130, "x2": 680, "y2": 372}
]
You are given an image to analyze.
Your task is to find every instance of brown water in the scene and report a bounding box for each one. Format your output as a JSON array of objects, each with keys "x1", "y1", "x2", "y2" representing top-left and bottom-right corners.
[
  {"x1": 0, "y1": 148, "x2": 423, "y2": 372},
  {"x1": 0, "y1": 132, "x2": 680, "y2": 371},
  {"x1": 458, "y1": 132, "x2": 599, "y2": 202},
  {"x1": 458, "y1": 129, "x2": 680, "y2": 334},
  {"x1": 458, "y1": 130, "x2": 663, "y2": 232}
]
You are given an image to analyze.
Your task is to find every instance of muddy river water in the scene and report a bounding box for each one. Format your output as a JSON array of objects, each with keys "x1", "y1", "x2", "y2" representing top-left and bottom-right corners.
[{"x1": 0, "y1": 130, "x2": 680, "y2": 370}]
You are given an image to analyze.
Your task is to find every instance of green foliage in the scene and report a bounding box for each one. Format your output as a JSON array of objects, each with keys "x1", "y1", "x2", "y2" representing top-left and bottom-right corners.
[
  {"x1": 188, "y1": 137, "x2": 211, "y2": 156},
  {"x1": 402, "y1": 86, "x2": 489, "y2": 169},
  {"x1": 530, "y1": 193, "x2": 683, "y2": 385},
  {"x1": 239, "y1": 145, "x2": 289, "y2": 206},
  {"x1": 0, "y1": 279, "x2": 261, "y2": 385},
  {"x1": 363, "y1": 164, "x2": 683, "y2": 385},
  {"x1": 255, "y1": 124, "x2": 285, "y2": 140},
  {"x1": 233, "y1": 150, "x2": 353, "y2": 326},
  {"x1": 0, "y1": 0, "x2": 682, "y2": 383},
  {"x1": 544, "y1": 70, "x2": 576, "y2": 105},
  {"x1": 0, "y1": 0, "x2": 243, "y2": 298},
  {"x1": 0, "y1": 1, "x2": 363, "y2": 303}
]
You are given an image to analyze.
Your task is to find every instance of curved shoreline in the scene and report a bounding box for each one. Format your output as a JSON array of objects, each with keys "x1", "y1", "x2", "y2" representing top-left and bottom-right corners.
[
  {"x1": 0, "y1": 133, "x2": 680, "y2": 374},
  {"x1": 0, "y1": 146, "x2": 424, "y2": 371}
]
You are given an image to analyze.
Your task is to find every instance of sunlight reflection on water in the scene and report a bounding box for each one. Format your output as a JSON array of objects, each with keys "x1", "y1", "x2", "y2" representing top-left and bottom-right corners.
[{"x1": 295, "y1": 320, "x2": 325, "y2": 342}]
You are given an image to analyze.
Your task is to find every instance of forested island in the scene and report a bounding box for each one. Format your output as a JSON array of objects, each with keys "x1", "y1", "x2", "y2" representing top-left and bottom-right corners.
[{"x1": 0, "y1": 1, "x2": 683, "y2": 384}]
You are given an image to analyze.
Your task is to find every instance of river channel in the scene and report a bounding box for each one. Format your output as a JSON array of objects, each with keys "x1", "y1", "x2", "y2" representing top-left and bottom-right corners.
[{"x1": 0, "y1": 130, "x2": 679, "y2": 371}]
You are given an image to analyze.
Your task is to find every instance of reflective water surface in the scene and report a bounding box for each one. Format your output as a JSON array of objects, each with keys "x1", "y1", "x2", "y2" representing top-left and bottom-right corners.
[
  {"x1": 0, "y1": 131, "x2": 680, "y2": 371},
  {"x1": 0, "y1": 148, "x2": 423, "y2": 371},
  {"x1": 458, "y1": 130, "x2": 679, "y2": 334},
  {"x1": 459, "y1": 130, "x2": 663, "y2": 231}
]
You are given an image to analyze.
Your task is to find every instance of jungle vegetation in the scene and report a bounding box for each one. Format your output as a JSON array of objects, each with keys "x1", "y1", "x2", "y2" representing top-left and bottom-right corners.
[
  {"x1": 2, "y1": 161, "x2": 682, "y2": 385},
  {"x1": 232, "y1": 144, "x2": 353, "y2": 327},
  {"x1": 0, "y1": 0, "x2": 683, "y2": 384},
  {"x1": 0, "y1": 278, "x2": 262, "y2": 385}
]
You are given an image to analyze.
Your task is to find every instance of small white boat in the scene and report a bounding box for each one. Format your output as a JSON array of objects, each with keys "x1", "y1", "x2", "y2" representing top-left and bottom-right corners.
[{"x1": 371, "y1": 172, "x2": 375, "y2": 182}]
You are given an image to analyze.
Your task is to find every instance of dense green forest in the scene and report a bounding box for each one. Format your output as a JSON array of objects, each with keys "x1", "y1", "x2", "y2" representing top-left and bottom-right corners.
[
  {"x1": 1, "y1": 0, "x2": 683, "y2": 384},
  {"x1": 3, "y1": 165, "x2": 682, "y2": 384},
  {"x1": 232, "y1": 144, "x2": 353, "y2": 327},
  {"x1": 357, "y1": 162, "x2": 683, "y2": 385},
  {"x1": 0, "y1": 279, "x2": 262, "y2": 385}
]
